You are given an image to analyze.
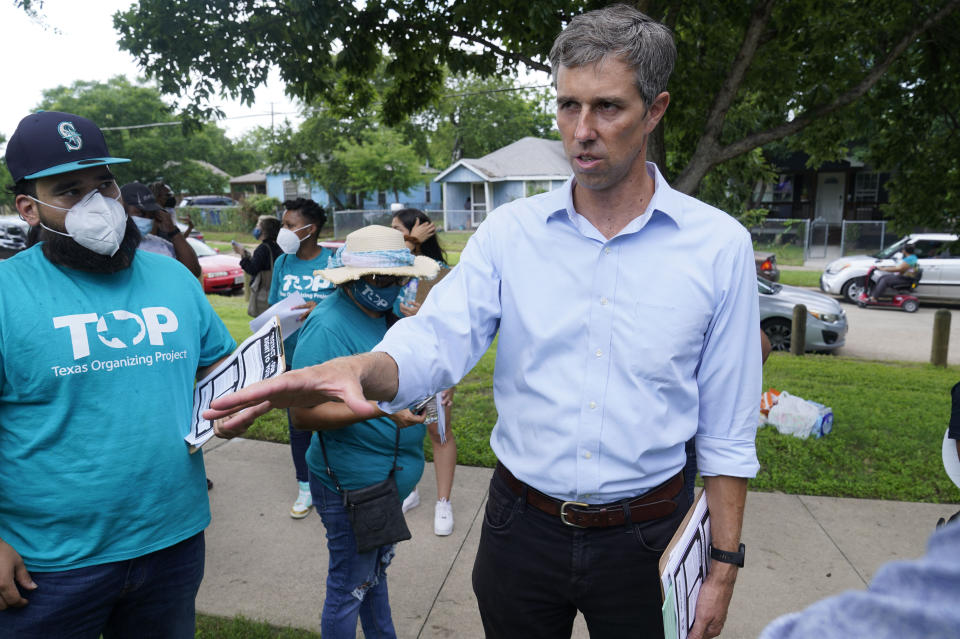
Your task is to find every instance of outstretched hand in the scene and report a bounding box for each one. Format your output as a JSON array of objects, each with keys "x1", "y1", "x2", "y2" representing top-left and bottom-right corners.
[{"x1": 205, "y1": 357, "x2": 378, "y2": 436}]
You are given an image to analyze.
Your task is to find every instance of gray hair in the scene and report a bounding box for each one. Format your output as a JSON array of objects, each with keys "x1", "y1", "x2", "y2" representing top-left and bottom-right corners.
[{"x1": 549, "y1": 4, "x2": 676, "y2": 107}]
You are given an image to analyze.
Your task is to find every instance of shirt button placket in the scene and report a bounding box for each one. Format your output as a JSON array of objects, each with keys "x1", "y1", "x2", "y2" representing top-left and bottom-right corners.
[{"x1": 578, "y1": 242, "x2": 615, "y2": 499}]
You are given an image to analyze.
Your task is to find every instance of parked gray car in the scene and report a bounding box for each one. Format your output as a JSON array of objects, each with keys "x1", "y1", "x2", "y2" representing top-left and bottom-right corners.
[{"x1": 759, "y1": 277, "x2": 847, "y2": 352}]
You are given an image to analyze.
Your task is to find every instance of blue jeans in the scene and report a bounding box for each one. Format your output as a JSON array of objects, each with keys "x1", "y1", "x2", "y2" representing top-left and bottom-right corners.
[
  {"x1": 288, "y1": 410, "x2": 312, "y2": 483},
  {"x1": 0, "y1": 532, "x2": 204, "y2": 639},
  {"x1": 310, "y1": 473, "x2": 397, "y2": 639}
]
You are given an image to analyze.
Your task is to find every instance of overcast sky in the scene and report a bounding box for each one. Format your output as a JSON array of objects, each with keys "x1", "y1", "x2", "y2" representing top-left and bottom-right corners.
[{"x1": 0, "y1": 0, "x2": 301, "y2": 153}]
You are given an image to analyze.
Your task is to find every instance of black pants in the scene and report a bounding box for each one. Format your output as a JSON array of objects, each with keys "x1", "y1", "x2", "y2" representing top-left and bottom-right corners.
[
  {"x1": 472, "y1": 467, "x2": 690, "y2": 639},
  {"x1": 872, "y1": 273, "x2": 913, "y2": 298}
]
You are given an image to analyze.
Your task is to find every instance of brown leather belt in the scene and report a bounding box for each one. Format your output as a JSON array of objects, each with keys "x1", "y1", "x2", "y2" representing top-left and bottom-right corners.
[{"x1": 495, "y1": 462, "x2": 682, "y2": 528}]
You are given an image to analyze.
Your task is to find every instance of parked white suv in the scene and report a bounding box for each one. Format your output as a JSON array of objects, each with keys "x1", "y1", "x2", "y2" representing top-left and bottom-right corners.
[{"x1": 820, "y1": 233, "x2": 960, "y2": 303}]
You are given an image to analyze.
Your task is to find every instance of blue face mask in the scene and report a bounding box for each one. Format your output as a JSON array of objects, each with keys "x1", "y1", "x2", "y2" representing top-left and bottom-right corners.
[
  {"x1": 350, "y1": 280, "x2": 402, "y2": 313},
  {"x1": 252, "y1": 227, "x2": 262, "y2": 239},
  {"x1": 132, "y1": 216, "x2": 154, "y2": 236}
]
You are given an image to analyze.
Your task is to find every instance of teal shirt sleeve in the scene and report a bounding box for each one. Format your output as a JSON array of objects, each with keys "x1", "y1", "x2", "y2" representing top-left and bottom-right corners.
[{"x1": 194, "y1": 280, "x2": 236, "y2": 366}]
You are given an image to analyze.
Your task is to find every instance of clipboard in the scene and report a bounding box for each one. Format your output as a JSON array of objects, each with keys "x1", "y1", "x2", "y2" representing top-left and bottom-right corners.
[{"x1": 659, "y1": 489, "x2": 711, "y2": 639}]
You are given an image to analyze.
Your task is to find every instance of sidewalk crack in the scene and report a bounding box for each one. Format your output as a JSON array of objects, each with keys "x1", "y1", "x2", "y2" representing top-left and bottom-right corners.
[
  {"x1": 798, "y1": 495, "x2": 868, "y2": 586},
  {"x1": 416, "y1": 490, "x2": 487, "y2": 638}
]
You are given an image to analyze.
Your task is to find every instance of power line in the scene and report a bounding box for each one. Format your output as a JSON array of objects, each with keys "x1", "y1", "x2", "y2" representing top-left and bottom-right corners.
[
  {"x1": 97, "y1": 83, "x2": 553, "y2": 132},
  {"x1": 99, "y1": 110, "x2": 300, "y2": 132}
]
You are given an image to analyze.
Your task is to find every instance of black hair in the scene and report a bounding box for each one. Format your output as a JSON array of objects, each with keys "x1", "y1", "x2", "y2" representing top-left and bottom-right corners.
[
  {"x1": 283, "y1": 198, "x2": 326, "y2": 234},
  {"x1": 258, "y1": 215, "x2": 282, "y2": 242},
  {"x1": 903, "y1": 244, "x2": 916, "y2": 255},
  {"x1": 392, "y1": 208, "x2": 446, "y2": 264},
  {"x1": 6, "y1": 178, "x2": 36, "y2": 198}
]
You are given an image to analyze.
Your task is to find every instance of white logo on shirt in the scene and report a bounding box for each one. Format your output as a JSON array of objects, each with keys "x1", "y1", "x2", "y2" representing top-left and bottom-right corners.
[
  {"x1": 281, "y1": 274, "x2": 334, "y2": 295},
  {"x1": 53, "y1": 307, "x2": 179, "y2": 360}
]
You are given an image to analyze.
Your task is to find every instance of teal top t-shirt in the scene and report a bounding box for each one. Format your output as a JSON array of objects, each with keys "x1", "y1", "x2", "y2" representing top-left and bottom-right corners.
[
  {"x1": 293, "y1": 288, "x2": 425, "y2": 498},
  {"x1": 0, "y1": 246, "x2": 236, "y2": 571},
  {"x1": 904, "y1": 253, "x2": 919, "y2": 277},
  {"x1": 268, "y1": 249, "x2": 336, "y2": 366}
]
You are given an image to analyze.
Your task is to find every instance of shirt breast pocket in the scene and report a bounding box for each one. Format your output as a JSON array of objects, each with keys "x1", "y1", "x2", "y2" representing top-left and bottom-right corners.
[{"x1": 630, "y1": 302, "x2": 710, "y2": 382}]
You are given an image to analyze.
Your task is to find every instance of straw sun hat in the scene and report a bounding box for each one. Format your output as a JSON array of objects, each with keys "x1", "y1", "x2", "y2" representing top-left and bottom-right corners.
[{"x1": 316, "y1": 225, "x2": 439, "y2": 285}]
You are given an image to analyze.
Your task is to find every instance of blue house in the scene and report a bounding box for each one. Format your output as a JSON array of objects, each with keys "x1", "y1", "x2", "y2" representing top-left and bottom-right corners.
[
  {"x1": 434, "y1": 137, "x2": 571, "y2": 230},
  {"x1": 263, "y1": 168, "x2": 442, "y2": 212}
]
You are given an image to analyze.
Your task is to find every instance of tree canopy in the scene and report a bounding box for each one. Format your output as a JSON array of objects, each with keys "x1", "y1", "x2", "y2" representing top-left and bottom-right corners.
[
  {"x1": 32, "y1": 76, "x2": 264, "y2": 195},
  {"x1": 113, "y1": 0, "x2": 960, "y2": 225}
]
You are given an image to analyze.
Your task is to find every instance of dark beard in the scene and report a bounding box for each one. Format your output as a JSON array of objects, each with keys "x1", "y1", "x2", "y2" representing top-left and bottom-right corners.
[{"x1": 41, "y1": 218, "x2": 143, "y2": 273}]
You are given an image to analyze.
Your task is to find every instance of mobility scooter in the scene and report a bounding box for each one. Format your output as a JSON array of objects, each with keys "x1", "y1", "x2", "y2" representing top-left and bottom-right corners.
[{"x1": 855, "y1": 265, "x2": 921, "y2": 312}]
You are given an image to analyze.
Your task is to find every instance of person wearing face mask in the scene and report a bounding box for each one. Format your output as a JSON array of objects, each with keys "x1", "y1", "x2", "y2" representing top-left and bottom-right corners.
[
  {"x1": 268, "y1": 198, "x2": 337, "y2": 519},
  {"x1": 120, "y1": 181, "x2": 202, "y2": 278},
  {"x1": 284, "y1": 225, "x2": 437, "y2": 638},
  {"x1": 234, "y1": 215, "x2": 283, "y2": 317},
  {"x1": 149, "y1": 181, "x2": 195, "y2": 236},
  {"x1": 0, "y1": 111, "x2": 237, "y2": 636}
]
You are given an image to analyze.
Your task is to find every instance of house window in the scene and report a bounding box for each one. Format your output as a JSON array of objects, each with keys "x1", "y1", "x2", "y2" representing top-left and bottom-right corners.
[
  {"x1": 424, "y1": 185, "x2": 431, "y2": 204},
  {"x1": 756, "y1": 174, "x2": 793, "y2": 203},
  {"x1": 378, "y1": 190, "x2": 387, "y2": 208},
  {"x1": 855, "y1": 172, "x2": 879, "y2": 202},
  {"x1": 282, "y1": 180, "x2": 299, "y2": 201},
  {"x1": 525, "y1": 180, "x2": 550, "y2": 197}
]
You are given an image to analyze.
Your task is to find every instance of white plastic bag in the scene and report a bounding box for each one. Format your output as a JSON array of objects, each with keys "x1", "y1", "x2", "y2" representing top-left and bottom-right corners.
[{"x1": 765, "y1": 391, "x2": 821, "y2": 439}]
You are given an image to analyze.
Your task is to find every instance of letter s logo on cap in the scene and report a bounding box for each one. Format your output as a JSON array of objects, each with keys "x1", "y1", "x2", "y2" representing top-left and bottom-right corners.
[{"x1": 58, "y1": 121, "x2": 83, "y2": 152}]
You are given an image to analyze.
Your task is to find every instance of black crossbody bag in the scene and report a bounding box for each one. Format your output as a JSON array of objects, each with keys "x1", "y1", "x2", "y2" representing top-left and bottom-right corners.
[{"x1": 318, "y1": 425, "x2": 412, "y2": 553}]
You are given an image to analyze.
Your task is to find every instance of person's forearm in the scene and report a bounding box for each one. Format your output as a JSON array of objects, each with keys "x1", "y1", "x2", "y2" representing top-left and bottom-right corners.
[
  {"x1": 291, "y1": 400, "x2": 385, "y2": 431},
  {"x1": 171, "y1": 234, "x2": 202, "y2": 278},
  {"x1": 703, "y1": 475, "x2": 747, "y2": 583}
]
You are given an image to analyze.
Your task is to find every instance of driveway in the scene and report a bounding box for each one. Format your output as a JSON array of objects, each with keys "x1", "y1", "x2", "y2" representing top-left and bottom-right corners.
[{"x1": 828, "y1": 298, "x2": 960, "y2": 364}]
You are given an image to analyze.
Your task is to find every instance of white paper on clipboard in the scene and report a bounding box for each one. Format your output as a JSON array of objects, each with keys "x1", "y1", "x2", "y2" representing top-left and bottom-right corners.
[
  {"x1": 659, "y1": 489, "x2": 711, "y2": 639},
  {"x1": 249, "y1": 292, "x2": 307, "y2": 340},
  {"x1": 185, "y1": 316, "x2": 286, "y2": 450}
]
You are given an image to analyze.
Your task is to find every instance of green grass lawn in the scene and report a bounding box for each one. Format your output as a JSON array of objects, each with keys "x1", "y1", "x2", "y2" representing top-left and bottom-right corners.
[
  {"x1": 778, "y1": 270, "x2": 822, "y2": 288},
  {"x1": 754, "y1": 242, "x2": 806, "y2": 266},
  {"x1": 196, "y1": 614, "x2": 319, "y2": 638}
]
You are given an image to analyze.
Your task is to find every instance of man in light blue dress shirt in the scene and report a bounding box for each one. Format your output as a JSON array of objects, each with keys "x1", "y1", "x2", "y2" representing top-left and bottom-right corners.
[{"x1": 208, "y1": 6, "x2": 761, "y2": 638}]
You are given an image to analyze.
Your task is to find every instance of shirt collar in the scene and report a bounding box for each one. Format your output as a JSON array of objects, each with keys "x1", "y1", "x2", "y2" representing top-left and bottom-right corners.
[{"x1": 543, "y1": 162, "x2": 685, "y2": 230}]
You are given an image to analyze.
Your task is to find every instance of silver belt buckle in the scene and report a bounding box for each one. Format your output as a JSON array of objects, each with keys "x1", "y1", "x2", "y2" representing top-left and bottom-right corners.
[{"x1": 560, "y1": 501, "x2": 588, "y2": 528}]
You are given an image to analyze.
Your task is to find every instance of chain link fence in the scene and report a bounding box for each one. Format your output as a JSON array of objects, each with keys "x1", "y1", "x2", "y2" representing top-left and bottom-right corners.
[
  {"x1": 749, "y1": 219, "x2": 810, "y2": 265},
  {"x1": 840, "y1": 221, "x2": 897, "y2": 256},
  {"x1": 332, "y1": 208, "x2": 482, "y2": 238}
]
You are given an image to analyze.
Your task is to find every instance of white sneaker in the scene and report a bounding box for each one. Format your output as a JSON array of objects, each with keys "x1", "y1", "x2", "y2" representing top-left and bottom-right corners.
[
  {"x1": 402, "y1": 488, "x2": 420, "y2": 513},
  {"x1": 434, "y1": 499, "x2": 454, "y2": 536},
  {"x1": 290, "y1": 481, "x2": 313, "y2": 519}
]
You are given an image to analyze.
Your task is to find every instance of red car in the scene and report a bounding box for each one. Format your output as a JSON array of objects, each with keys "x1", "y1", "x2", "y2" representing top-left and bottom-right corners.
[{"x1": 187, "y1": 237, "x2": 244, "y2": 294}]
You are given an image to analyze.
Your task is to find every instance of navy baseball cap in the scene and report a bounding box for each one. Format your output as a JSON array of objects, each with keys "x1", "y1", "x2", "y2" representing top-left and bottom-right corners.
[
  {"x1": 120, "y1": 182, "x2": 163, "y2": 212},
  {"x1": 4, "y1": 111, "x2": 130, "y2": 183}
]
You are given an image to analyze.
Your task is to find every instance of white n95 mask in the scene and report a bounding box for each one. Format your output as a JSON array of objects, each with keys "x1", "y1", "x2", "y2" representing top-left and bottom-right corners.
[
  {"x1": 30, "y1": 189, "x2": 128, "y2": 256},
  {"x1": 277, "y1": 224, "x2": 312, "y2": 254}
]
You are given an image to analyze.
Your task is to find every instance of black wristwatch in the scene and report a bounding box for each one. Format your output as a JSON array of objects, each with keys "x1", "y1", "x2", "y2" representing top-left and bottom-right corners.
[{"x1": 709, "y1": 543, "x2": 745, "y2": 567}]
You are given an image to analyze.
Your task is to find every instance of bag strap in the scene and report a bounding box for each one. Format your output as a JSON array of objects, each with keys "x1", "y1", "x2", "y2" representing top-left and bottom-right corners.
[{"x1": 318, "y1": 420, "x2": 401, "y2": 495}]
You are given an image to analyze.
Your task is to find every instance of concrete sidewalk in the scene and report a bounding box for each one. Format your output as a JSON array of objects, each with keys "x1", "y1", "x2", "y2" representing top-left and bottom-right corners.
[{"x1": 198, "y1": 438, "x2": 958, "y2": 638}]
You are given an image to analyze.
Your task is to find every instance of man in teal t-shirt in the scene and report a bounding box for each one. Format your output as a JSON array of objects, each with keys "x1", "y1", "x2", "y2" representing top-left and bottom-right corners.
[{"x1": 0, "y1": 111, "x2": 236, "y2": 637}]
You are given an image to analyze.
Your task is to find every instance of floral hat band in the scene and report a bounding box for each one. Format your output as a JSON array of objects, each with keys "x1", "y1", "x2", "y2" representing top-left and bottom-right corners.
[
  {"x1": 327, "y1": 246, "x2": 415, "y2": 269},
  {"x1": 316, "y1": 225, "x2": 439, "y2": 285}
]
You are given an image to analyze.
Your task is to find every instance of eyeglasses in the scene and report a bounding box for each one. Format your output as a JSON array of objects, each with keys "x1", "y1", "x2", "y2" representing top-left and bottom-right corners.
[{"x1": 363, "y1": 274, "x2": 411, "y2": 288}]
